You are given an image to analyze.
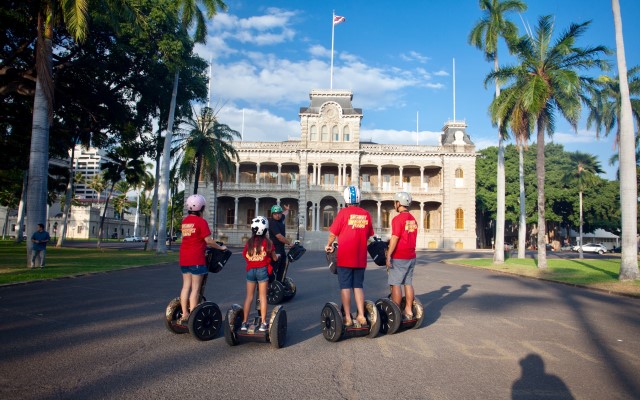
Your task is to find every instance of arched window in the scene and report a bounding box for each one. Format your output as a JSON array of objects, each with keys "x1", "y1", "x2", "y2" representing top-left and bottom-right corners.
[
  {"x1": 455, "y1": 208, "x2": 464, "y2": 229},
  {"x1": 332, "y1": 126, "x2": 339, "y2": 142},
  {"x1": 321, "y1": 125, "x2": 329, "y2": 142},
  {"x1": 310, "y1": 125, "x2": 317, "y2": 141},
  {"x1": 343, "y1": 125, "x2": 350, "y2": 141},
  {"x1": 455, "y1": 168, "x2": 464, "y2": 187}
]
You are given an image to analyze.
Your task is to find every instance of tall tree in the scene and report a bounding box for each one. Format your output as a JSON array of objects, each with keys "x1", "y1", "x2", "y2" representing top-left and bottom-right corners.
[
  {"x1": 562, "y1": 152, "x2": 604, "y2": 259},
  {"x1": 611, "y1": 0, "x2": 639, "y2": 280},
  {"x1": 468, "y1": 0, "x2": 527, "y2": 264},
  {"x1": 487, "y1": 15, "x2": 609, "y2": 268},
  {"x1": 156, "y1": 0, "x2": 227, "y2": 254}
]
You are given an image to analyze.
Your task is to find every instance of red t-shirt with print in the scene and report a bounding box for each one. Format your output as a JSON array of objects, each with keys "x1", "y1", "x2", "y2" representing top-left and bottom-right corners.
[
  {"x1": 243, "y1": 238, "x2": 274, "y2": 272},
  {"x1": 179, "y1": 214, "x2": 211, "y2": 266},
  {"x1": 329, "y1": 206, "x2": 374, "y2": 268},
  {"x1": 390, "y1": 211, "x2": 417, "y2": 260}
]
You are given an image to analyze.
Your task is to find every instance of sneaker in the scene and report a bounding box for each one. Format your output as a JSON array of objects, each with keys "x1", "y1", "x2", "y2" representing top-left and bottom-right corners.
[
  {"x1": 30, "y1": 263, "x2": 34, "y2": 269},
  {"x1": 259, "y1": 322, "x2": 268, "y2": 332},
  {"x1": 240, "y1": 322, "x2": 249, "y2": 332}
]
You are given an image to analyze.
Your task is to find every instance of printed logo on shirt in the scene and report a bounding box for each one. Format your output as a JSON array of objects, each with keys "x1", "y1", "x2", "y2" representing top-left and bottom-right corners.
[
  {"x1": 182, "y1": 223, "x2": 195, "y2": 236},
  {"x1": 246, "y1": 250, "x2": 267, "y2": 262},
  {"x1": 405, "y1": 220, "x2": 417, "y2": 233},
  {"x1": 348, "y1": 214, "x2": 369, "y2": 229}
]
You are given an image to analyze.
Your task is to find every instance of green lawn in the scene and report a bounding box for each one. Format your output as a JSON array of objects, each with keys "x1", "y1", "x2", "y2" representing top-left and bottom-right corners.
[
  {"x1": 447, "y1": 257, "x2": 640, "y2": 297},
  {"x1": 0, "y1": 240, "x2": 178, "y2": 285}
]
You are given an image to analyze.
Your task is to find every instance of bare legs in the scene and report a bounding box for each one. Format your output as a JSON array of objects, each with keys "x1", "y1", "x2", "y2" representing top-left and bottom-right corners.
[
  {"x1": 180, "y1": 273, "x2": 205, "y2": 319},
  {"x1": 243, "y1": 281, "x2": 268, "y2": 324},
  {"x1": 392, "y1": 284, "x2": 415, "y2": 317},
  {"x1": 341, "y1": 288, "x2": 366, "y2": 325}
]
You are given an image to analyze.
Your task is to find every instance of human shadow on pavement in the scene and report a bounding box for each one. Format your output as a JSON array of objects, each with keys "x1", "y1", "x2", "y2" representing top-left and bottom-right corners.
[
  {"x1": 511, "y1": 353, "x2": 575, "y2": 400},
  {"x1": 418, "y1": 284, "x2": 471, "y2": 327}
]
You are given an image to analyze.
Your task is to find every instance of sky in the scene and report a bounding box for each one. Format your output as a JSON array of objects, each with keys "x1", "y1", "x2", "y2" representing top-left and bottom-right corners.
[{"x1": 193, "y1": 0, "x2": 640, "y2": 180}]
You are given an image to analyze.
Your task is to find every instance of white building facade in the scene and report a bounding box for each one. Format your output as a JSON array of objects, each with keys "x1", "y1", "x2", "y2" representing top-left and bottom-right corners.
[{"x1": 187, "y1": 89, "x2": 478, "y2": 250}]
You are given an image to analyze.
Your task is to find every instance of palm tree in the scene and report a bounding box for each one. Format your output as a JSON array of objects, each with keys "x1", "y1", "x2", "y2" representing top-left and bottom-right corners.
[
  {"x1": 487, "y1": 15, "x2": 609, "y2": 269},
  {"x1": 24, "y1": 0, "x2": 139, "y2": 265},
  {"x1": 562, "y1": 152, "x2": 603, "y2": 259},
  {"x1": 156, "y1": 0, "x2": 227, "y2": 254},
  {"x1": 112, "y1": 181, "x2": 132, "y2": 236},
  {"x1": 611, "y1": 0, "x2": 640, "y2": 280},
  {"x1": 97, "y1": 146, "x2": 145, "y2": 247},
  {"x1": 175, "y1": 106, "x2": 240, "y2": 236},
  {"x1": 56, "y1": 170, "x2": 85, "y2": 247},
  {"x1": 468, "y1": 0, "x2": 527, "y2": 263}
]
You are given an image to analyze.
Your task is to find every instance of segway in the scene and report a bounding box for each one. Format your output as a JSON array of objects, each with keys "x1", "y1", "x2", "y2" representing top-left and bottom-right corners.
[
  {"x1": 320, "y1": 243, "x2": 381, "y2": 342},
  {"x1": 224, "y1": 286, "x2": 287, "y2": 349},
  {"x1": 375, "y1": 296, "x2": 425, "y2": 334},
  {"x1": 267, "y1": 241, "x2": 306, "y2": 304},
  {"x1": 164, "y1": 244, "x2": 232, "y2": 341}
]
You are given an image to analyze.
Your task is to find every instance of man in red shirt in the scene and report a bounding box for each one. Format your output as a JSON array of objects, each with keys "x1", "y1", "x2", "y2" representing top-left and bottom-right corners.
[
  {"x1": 325, "y1": 185, "x2": 374, "y2": 327},
  {"x1": 386, "y1": 191, "x2": 418, "y2": 320}
]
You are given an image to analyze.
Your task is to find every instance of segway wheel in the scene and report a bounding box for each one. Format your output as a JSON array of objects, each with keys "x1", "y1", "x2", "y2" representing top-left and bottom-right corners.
[
  {"x1": 375, "y1": 298, "x2": 402, "y2": 335},
  {"x1": 365, "y1": 300, "x2": 381, "y2": 339},
  {"x1": 283, "y1": 277, "x2": 297, "y2": 301},
  {"x1": 165, "y1": 298, "x2": 186, "y2": 334},
  {"x1": 188, "y1": 302, "x2": 222, "y2": 341},
  {"x1": 269, "y1": 306, "x2": 287, "y2": 349},
  {"x1": 412, "y1": 298, "x2": 425, "y2": 330},
  {"x1": 267, "y1": 280, "x2": 285, "y2": 305},
  {"x1": 321, "y1": 302, "x2": 343, "y2": 342},
  {"x1": 224, "y1": 305, "x2": 244, "y2": 346}
]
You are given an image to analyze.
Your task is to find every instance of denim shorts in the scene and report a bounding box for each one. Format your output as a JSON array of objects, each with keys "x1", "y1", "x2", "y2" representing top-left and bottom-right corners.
[
  {"x1": 337, "y1": 267, "x2": 365, "y2": 289},
  {"x1": 181, "y1": 265, "x2": 208, "y2": 275},
  {"x1": 388, "y1": 258, "x2": 416, "y2": 286},
  {"x1": 246, "y1": 266, "x2": 269, "y2": 283}
]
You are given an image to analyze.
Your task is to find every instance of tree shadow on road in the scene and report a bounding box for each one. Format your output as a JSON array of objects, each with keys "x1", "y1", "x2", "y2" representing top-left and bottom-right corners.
[
  {"x1": 417, "y1": 284, "x2": 471, "y2": 327},
  {"x1": 511, "y1": 353, "x2": 575, "y2": 399}
]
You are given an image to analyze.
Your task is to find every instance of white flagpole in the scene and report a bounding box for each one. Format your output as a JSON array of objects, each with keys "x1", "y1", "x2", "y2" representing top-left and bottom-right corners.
[
  {"x1": 207, "y1": 56, "x2": 212, "y2": 108},
  {"x1": 453, "y1": 58, "x2": 456, "y2": 121},
  {"x1": 330, "y1": 11, "x2": 335, "y2": 89},
  {"x1": 241, "y1": 108, "x2": 245, "y2": 141}
]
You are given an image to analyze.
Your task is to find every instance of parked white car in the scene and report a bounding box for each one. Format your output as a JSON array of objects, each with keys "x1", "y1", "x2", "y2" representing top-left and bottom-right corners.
[
  {"x1": 572, "y1": 243, "x2": 607, "y2": 254},
  {"x1": 122, "y1": 236, "x2": 142, "y2": 242}
]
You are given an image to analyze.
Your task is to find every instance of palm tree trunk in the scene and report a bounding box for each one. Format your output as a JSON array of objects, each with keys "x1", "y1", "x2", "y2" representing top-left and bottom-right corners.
[
  {"x1": 157, "y1": 69, "x2": 180, "y2": 254},
  {"x1": 148, "y1": 151, "x2": 160, "y2": 251},
  {"x1": 494, "y1": 57, "x2": 505, "y2": 263},
  {"x1": 536, "y1": 126, "x2": 547, "y2": 269},
  {"x1": 517, "y1": 145, "x2": 526, "y2": 258},
  {"x1": 15, "y1": 170, "x2": 28, "y2": 243},
  {"x1": 193, "y1": 154, "x2": 202, "y2": 194},
  {"x1": 212, "y1": 160, "x2": 220, "y2": 238},
  {"x1": 97, "y1": 183, "x2": 115, "y2": 248},
  {"x1": 612, "y1": 0, "x2": 640, "y2": 280},
  {"x1": 57, "y1": 145, "x2": 76, "y2": 247},
  {"x1": 579, "y1": 191, "x2": 584, "y2": 259}
]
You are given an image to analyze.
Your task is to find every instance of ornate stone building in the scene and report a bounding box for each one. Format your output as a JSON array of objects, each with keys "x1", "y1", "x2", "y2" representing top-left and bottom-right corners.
[{"x1": 188, "y1": 89, "x2": 477, "y2": 250}]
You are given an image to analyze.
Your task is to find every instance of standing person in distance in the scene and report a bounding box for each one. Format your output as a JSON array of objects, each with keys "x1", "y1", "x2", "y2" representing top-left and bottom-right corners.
[
  {"x1": 386, "y1": 191, "x2": 418, "y2": 320},
  {"x1": 268, "y1": 204, "x2": 290, "y2": 282},
  {"x1": 325, "y1": 185, "x2": 374, "y2": 327},
  {"x1": 179, "y1": 194, "x2": 227, "y2": 324},
  {"x1": 30, "y1": 223, "x2": 50, "y2": 268},
  {"x1": 241, "y1": 216, "x2": 279, "y2": 332}
]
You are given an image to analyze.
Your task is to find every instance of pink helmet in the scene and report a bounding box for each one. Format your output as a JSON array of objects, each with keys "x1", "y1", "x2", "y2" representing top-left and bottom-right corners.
[{"x1": 186, "y1": 194, "x2": 206, "y2": 212}]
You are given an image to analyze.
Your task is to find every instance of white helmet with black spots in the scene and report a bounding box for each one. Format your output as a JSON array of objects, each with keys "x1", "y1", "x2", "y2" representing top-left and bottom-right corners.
[
  {"x1": 394, "y1": 191, "x2": 412, "y2": 207},
  {"x1": 251, "y1": 216, "x2": 269, "y2": 236},
  {"x1": 343, "y1": 185, "x2": 361, "y2": 205},
  {"x1": 186, "y1": 194, "x2": 206, "y2": 212}
]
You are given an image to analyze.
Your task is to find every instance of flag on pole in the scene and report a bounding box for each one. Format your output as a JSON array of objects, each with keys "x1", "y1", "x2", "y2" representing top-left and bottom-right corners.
[{"x1": 333, "y1": 15, "x2": 346, "y2": 25}]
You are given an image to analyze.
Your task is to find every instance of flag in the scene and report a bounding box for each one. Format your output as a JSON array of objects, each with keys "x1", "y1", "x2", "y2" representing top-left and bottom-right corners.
[{"x1": 333, "y1": 15, "x2": 346, "y2": 25}]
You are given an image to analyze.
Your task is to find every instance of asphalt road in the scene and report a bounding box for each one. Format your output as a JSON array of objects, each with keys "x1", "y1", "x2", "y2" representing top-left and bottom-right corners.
[{"x1": 1, "y1": 249, "x2": 638, "y2": 399}]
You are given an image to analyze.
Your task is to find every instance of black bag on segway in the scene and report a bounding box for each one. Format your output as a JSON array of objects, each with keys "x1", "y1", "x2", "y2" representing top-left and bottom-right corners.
[
  {"x1": 206, "y1": 242, "x2": 232, "y2": 273},
  {"x1": 367, "y1": 236, "x2": 388, "y2": 266},
  {"x1": 287, "y1": 242, "x2": 306, "y2": 262},
  {"x1": 326, "y1": 243, "x2": 338, "y2": 274}
]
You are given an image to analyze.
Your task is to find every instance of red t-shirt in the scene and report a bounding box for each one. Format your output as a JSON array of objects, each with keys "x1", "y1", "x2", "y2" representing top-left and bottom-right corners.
[
  {"x1": 179, "y1": 214, "x2": 211, "y2": 266},
  {"x1": 329, "y1": 206, "x2": 374, "y2": 268},
  {"x1": 243, "y1": 238, "x2": 273, "y2": 271},
  {"x1": 390, "y1": 211, "x2": 417, "y2": 260}
]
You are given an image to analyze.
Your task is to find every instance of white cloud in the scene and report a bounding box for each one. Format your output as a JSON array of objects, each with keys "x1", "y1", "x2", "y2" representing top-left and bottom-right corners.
[
  {"x1": 213, "y1": 104, "x2": 300, "y2": 142},
  {"x1": 399, "y1": 51, "x2": 430, "y2": 64},
  {"x1": 551, "y1": 129, "x2": 599, "y2": 144},
  {"x1": 433, "y1": 70, "x2": 449, "y2": 76},
  {"x1": 360, "y1": 129, "x2": 442, "y2": 146}
]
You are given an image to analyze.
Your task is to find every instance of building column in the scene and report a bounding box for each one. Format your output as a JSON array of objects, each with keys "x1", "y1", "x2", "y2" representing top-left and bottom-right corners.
[
  {"x1": 377, "y1": 165, "x2": 382, "y2": 190},
  {"x1": 338, "y1": 164, "x2": 342, "y2": 187},
  {"x1": 277, "y1": 163, "x2": 282, "y2": 186},
  {"x1": 317, "y1": 164, "x2": 322, "y2": 186},
  {"x1": 235, "y1": 162, "x2": 240, "y2": 185},
  {"x1": 256, "y1": 163, "x2": 261, "y2": 185},
  {"x1": 419, "y1": 202, "x2": 424, "y2": 231},
  {"x1": 376, "y1": 201, "x2": 382, "y2": 230},
  {"x1": 344, "y1": 164, "x2": 349, "y2": 185},
  {"x1": 312, "y1": 163, "x2": 316, "y2": 186},
  {"x1": 234, "y1": 198, "x2": 239, "y2": 228},
  {"x1": 255, "y1": 198, "x2": 260, "y2": 217},
  {"x1": 399, "y1": 166, "x2": 403, "y2": 190},
  {"x1": 420, "y1": 166, "x2": 425, "y2": 191}
]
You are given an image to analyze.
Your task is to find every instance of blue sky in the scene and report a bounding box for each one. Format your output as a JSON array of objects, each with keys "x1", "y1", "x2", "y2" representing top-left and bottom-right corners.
[{"x1": 193, "y1": 0, "x2": 640, "y2": 180}]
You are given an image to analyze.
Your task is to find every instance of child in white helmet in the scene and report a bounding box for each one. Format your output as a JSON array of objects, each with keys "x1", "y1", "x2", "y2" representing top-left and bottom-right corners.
[
  {"x1": 178, "y1": 194, "x2": 227, "y2": 325},
  {"x1": 241, "y1": 216, "x2": 279, "y2": 332}
]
